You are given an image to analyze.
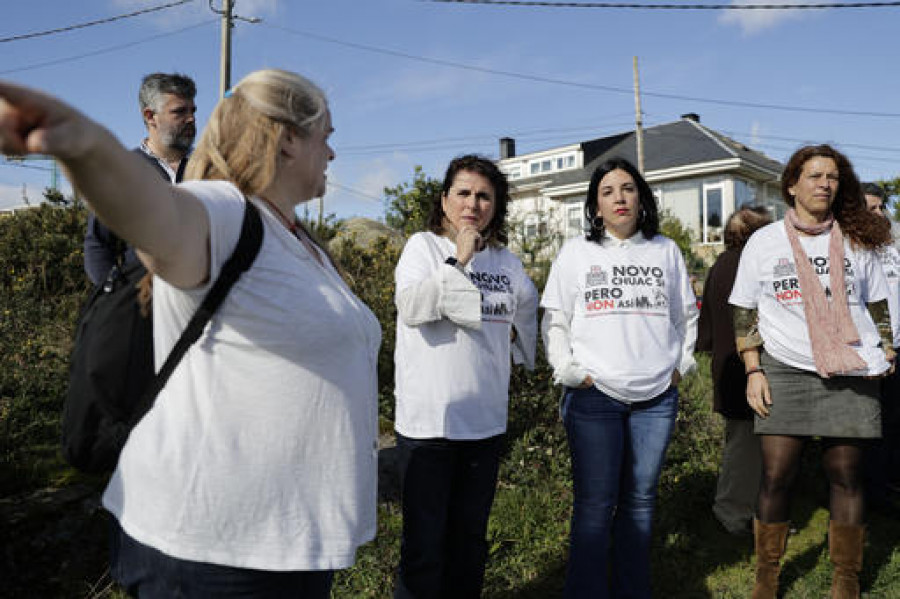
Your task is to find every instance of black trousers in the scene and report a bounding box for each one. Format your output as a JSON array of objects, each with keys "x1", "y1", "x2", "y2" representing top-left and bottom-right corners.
[
  {"x1": 394, "y1": 433, "x2": 505, "y2": 599},
  {"x1": 109, "y1": 519, "x2": 334, "y2": 598}
]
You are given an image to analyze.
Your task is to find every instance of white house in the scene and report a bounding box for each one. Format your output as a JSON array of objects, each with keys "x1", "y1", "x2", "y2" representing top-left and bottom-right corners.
[{"x1": 497, "y1": 114, "x2": 786, "y2": 261}]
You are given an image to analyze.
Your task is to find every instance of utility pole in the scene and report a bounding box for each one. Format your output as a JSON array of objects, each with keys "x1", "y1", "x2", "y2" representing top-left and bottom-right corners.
[
  {"x1": 219, "y1": 0, "x2": 233, "y2": 99},
  {"x1": 633, "y1": 56, "x2": 645, "y2": 175},
  {"x1": 211, "y1": 1, "x2": 261, "y2": 99}
]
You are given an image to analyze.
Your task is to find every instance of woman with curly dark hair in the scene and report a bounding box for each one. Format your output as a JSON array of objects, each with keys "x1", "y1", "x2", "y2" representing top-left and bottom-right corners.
[{"x1": 730, "y1": 145, "x2": 893, "y2": 599}]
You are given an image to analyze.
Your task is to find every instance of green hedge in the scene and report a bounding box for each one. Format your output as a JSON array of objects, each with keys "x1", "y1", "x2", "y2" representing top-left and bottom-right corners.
[{"x1": 0, "y1": 201, "x2": 90, "y2": 492}]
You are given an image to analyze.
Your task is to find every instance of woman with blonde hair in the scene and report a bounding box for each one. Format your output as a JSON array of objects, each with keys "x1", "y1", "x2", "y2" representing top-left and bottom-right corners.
[
  {"x1": 0, "y1": 70, "x2": 380, "y2": 597},
  {"x1": 730, "y1": 145, "x2": 893, "y2": 599}
]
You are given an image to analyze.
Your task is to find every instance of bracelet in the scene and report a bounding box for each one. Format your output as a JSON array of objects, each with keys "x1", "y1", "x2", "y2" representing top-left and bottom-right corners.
[{"x1": 745, "y1": 367, "x2": 766, "y2": 377}]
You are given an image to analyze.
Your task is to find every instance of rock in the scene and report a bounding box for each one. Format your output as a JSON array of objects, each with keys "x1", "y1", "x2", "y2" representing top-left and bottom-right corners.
[{"x1": 329, "y1": 218, "x2": 405, "y2": 252}]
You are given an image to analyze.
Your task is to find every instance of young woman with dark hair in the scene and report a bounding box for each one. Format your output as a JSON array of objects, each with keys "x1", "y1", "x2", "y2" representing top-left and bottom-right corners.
[{"x1": 542, "y1": 157, "x2": 698, "y2": 598}]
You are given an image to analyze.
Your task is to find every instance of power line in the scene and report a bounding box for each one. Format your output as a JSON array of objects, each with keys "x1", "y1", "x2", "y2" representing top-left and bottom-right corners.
[
  {"x1": 333, "y1": 117, "x2": 900, "y2": 170},
  {"x1": 0, "y1": 0, "x2": 194, "y2": 44},
  {"x1": 263, "y1": 23, "x2": 900, "y2": 119},
  {"x1": 336, "y1": 116, "x2": 636, "y2": 152},
  {"x1": 422, "y1": 0, "x2": 900, "y2": 9},
  {"x1": 0, "y1": 160, "x2": 54, "y2": 172},
  {"x1": 326, "y1": 181, "x2": 384, "y2": 202},
  {"x1": 0, "y1": 20, "x2": 215, "y2": 76},
  {"x1": 715, "y1": 128, "x2": 900, "y2": 154}
]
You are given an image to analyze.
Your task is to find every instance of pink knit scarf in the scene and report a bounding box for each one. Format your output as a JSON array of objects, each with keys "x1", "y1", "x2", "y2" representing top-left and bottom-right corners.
[{"x1": 784, "y1": 209, "x2": 866, "y2": 377}]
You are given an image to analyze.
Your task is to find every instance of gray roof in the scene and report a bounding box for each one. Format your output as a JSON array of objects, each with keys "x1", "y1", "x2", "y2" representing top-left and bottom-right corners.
[{"x1": 519, "y1": 118, "x2": 783, "y2": 189}]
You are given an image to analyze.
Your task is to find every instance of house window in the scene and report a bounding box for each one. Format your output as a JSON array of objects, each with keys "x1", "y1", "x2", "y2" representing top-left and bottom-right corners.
[
  {"x1": 556, "y1": 155, "x2": 575, "y2": 170},
  {"x1": 522, "y1": 216, "x2": 548, "y2": 237},
  {"x1": 530, "y1": 162, "x2": 540, "y2": 175},
  {"x1": 735, "y1": 179, "x2": 758, "y2": 208},
  {"x1": 541, "y1": 159, "x2": 552, "y2": 173},
  {"x1": 701, "y1": 184, "x2": 724, "y2": 243},
  {"x1": 567, "y1": 205, "x2": 583, "y2": 237},
  {"x1": 506, "y1": 167, "x2": 521, "y2": 180}
]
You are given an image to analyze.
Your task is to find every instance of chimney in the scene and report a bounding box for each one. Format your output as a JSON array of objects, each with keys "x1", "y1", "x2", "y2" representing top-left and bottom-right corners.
[
  {"x1": 681, "y1": 113, "x2": 700, "y2": 123},
  {"x1": 499, "y1": 137, "x2": 516, "y2": 159}
]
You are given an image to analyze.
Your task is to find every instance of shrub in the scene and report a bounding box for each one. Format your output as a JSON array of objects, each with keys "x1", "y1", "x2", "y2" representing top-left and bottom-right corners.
[
  {"x1": 0, "y1": 199, "x2": 90, "y2": 492},
  {"x1": 333, "y1": 235, "x2": 402, "y2": 421}
]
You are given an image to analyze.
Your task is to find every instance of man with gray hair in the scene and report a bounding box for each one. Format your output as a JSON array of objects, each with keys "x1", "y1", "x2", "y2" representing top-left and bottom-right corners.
[{"x1": 84, "y1": 72, "x2": 197, "y2": 284}]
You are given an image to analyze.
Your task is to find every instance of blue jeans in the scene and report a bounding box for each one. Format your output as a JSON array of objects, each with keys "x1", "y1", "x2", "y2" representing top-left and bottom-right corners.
[
  {"x1": 109, "y1": 519, "x2": 334, "y2": 598},
  {"x1": 394, "y1": 433, "x2": 504, "y2": 599},
  {"x1": 562, "y1": 385, "x2": 678, "y2": 599}
]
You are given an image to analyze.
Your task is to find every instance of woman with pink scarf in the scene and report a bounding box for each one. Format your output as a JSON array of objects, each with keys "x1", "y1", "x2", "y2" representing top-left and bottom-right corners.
[{"x1": 729, "y1": 145, "x2": 894, "y2": 599}]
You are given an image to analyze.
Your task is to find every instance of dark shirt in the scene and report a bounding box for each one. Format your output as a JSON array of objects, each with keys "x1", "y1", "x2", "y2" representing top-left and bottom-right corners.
[
  {"x1": 696, "y1": 247, "x2": 753, "y2": 420},
  {"x1": 83, "y1": 149, "x2": 186, "y2": 285}
]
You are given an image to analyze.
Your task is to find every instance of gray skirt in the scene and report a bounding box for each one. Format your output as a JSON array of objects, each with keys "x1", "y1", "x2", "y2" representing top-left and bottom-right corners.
[{"x1": 755, "y1": 352, "x2": 882, "y2": 438}]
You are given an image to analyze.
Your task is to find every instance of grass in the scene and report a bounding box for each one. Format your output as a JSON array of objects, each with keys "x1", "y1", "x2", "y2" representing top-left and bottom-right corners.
[{"x1": 2, "y1": 356, "x2": 899, "y2": 598}]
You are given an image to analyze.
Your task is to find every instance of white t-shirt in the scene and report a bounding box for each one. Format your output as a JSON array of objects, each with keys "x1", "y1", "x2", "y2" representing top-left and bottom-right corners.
[
  {"x1": 393, "y1": 232, "x2": 538, "y2": 440},
  {"x1": 875, "y1": 244, "x2": 900, "y2": 348},
  {"x1": 102, "y1": 181, "x2": 382, "y2": 571},
  {"x1": 541, "y1": 233, "x2": 699, "y2": 402},
  {"x1": 729, "y1": 220, "x2": 889, "y2": 375}
]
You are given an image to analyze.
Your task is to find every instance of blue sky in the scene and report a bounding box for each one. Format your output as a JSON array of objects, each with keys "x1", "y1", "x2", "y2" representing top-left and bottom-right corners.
[{"x1": 2, "y1": 0, "x2": 900, "y2": 218}]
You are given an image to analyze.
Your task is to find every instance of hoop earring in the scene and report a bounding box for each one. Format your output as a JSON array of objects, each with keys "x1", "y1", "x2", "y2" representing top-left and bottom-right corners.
[
  {"x1": 638, "y1": 207, "x2": 647, "y2": 226},
  {"x1": 591, "y1": 216, "x2": 603, "y2": 230}
]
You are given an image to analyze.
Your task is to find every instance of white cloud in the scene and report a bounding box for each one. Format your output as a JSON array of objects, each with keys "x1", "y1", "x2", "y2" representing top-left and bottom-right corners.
[
  {"x1": 750, "y1": 121, "x2": 762, "y2": 147},
  {"x1": 719, "y1": 0, "x2": 814, "y2": 36}
]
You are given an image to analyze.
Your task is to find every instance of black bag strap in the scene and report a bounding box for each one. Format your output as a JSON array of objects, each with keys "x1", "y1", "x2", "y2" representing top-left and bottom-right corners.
[{"x1": 126, "y1": 200, "x2": 264, "y2": 428}]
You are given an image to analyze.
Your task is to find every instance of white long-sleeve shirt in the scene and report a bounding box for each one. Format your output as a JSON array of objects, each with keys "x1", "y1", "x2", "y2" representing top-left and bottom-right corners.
[
  {"x1": 541, "y1": 233, "x2": 698, "y2": 402},
  {"x1": 393, "y1": 232, "x2": 538, "y2": 439}
]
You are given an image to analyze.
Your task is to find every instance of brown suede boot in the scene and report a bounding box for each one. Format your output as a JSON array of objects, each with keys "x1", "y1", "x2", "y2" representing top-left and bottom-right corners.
[
  {"x1": 829, "y1": 520, "x2": 865, "y2": 599},
  {"x1": 752, "y1": 518, "x2": 790, "y2": 599}
]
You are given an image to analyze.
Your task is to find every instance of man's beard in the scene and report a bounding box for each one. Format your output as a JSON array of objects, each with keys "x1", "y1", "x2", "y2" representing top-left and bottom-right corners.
[{"x1": 161, "y1": 124, "x2": 195, "y2": 153}]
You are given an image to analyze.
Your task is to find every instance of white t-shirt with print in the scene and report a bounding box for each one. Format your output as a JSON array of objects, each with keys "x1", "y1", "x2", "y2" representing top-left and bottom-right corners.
[
  {"x1": 876, "y1": 244, "x2": 900, "y2": 348},
  {"x1": 729, "y1": 220, "x2": 889, "y2": 375},
  {"x1": 541, "y1": 233, "x2": 699, "y2": 403},
  {"x1": 393, "y1": 232, "x2": 538, "y2": 440},
  {"x1": 103, "y1": 180, "x2": 382, "y2": 571}
]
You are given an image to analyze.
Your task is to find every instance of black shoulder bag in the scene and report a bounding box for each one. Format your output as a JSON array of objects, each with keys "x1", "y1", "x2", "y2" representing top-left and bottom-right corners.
[{"x1": 63, "y1": 201, "x2": 263, "y2": 473}]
